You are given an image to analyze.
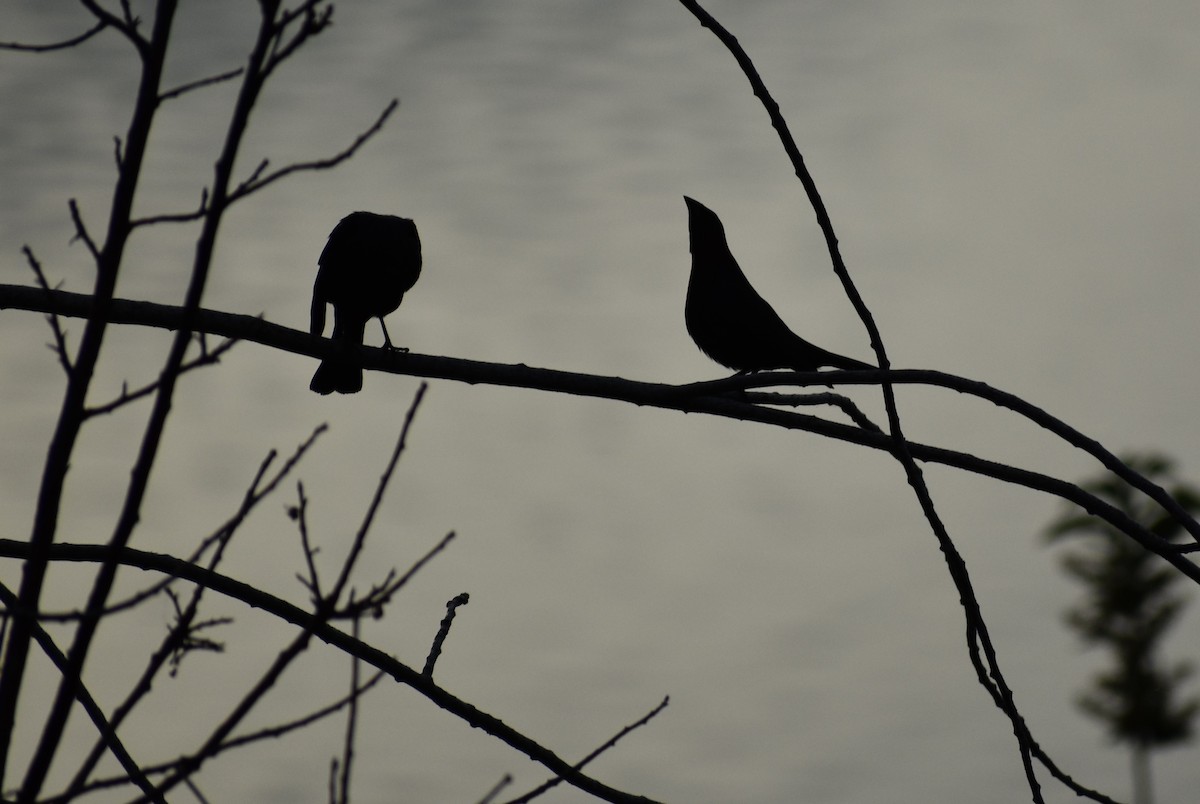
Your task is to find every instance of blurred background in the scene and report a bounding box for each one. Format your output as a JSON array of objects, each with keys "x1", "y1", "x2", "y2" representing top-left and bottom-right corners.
[{"x1": 1, "y1": 1, "x2": 1198, "y2": 801}]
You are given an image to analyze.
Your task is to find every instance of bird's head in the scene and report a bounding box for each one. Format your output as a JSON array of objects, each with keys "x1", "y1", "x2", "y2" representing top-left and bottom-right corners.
[{"x1": 683, "y1": 196, "x2": 727, "y2": 255}]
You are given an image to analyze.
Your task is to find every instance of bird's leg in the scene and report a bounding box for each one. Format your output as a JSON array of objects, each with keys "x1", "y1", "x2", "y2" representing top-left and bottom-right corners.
[{"x1": 378, "y1": 318, "x2": 409, "y2": 352}]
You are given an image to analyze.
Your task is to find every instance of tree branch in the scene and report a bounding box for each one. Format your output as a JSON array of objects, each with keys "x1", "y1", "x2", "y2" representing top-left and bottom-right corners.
[
  {"x1": 0, "y1": 582, "x2": 163, "y2": 802},
  {"x1": 21, "y1": 247, "x2": 73, "y2": 377},
  {"x1": 0, "y1": 539, "x2": 660, "y2": 804},
  {"x1": 3, "y1": 281, "x2": 1197, "y2": 583},
  {"x1": 0, "y1": 0, "x2": 179, "y2": 784},
  {"x1": 0, "y1": 20, "x2": 108, "y2": 52},
  {"x1": 226, "y1": 98, "x2": 399, "y2": 204},
  {"x1": 78, "y1": 0, "x2": 147, "y2": 54},
  {"x1": 160, "y1": 67, "x2": 244, "y2": 103}
]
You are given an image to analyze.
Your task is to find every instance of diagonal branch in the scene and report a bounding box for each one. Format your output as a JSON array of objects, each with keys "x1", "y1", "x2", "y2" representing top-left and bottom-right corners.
[
  {"x1": 21, "y1": 247, "x2": 73, "y2": 377},
  {"x1": 160, "y1": 67, "x2": 244, "y2": 103},
  {"x1": 675, "y1": 3, "x2": 1134, "y2": 799},
  {"x1": 78, "y1": 0, "x2": 147, "y2": 54},
  {"x1": 0, "y1": 581, "x2": 163, "y2": 802},
  {"x1": 0, "y1": 0, "x2": 179, "y2": 784},
  {"x1": 226, "y1": 98, "x2": 399, "y2": 205},
  {"x1": 680, "y1": 0, "x2": 1037, "y2": 794},
  {"x1": 504, "y1": 696, "x2": 670, "y2": 804},
  {"x1": 0, "y1": 539, "x2": 660, "y2": 804},
  {"x1": 327, "y1": 383, "x2": 427, "y2": 607},
  {"x1": 83, "y1": 336, "x2": 238, "y2": 417}
]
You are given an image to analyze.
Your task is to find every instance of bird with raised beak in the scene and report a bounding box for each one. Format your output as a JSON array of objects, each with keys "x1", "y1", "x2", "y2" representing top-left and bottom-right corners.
[{"x1": 683, "y1": 196, "x2": 871, "y2": 374}]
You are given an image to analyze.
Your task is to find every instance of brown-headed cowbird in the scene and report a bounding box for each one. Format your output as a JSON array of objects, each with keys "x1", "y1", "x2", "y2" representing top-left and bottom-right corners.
[
  {"x1": 309, "y1": 211, "x2": 422, "y2": 394},
  {"x1": 684, "y1": 196, "x2": 871, "y2": 373}
]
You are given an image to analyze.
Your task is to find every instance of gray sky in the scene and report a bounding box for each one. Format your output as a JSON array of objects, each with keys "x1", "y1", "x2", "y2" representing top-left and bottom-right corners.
[{"x1": 2, "y1": 1, "x2": 1199, "y2": 801}]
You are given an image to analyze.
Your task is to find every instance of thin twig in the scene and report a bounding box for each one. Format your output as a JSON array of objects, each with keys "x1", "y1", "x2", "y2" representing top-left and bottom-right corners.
[
  {"x1": 78, "y1": 0, "x2": 146, "y2": 53},
  {"x1": 54, "y1": 671, "x2": 387, "y2": 803},
  {"x1": 22, "y1": 246, "x2": 73, "y2": 376},
  {"x1": 0, "y1": 20, "x2": 108, "y2": 52},
  {"x1": 0, "y1": 538, "x2": 660, "y2": 804},
  {"x1": 293, "y1": 481, "x2": 325, "y2": 604},
  {"x1": 264, "y1": 0, "x2": 333, "y2": 75},
  {"x1": 477, "y1": 775, "x2": 514, "y2": 804},
  {"x1": 68, "y1": 198, "x2": 101, "y2": 261},
  {"x1": 335, "y1": 615, "x2": 363, "y2": 804},
  {"x1": 160, "y1": 67, "x2": 245, "y2": 103},
  {"x1": 423, "y1": 593, "x2": 470, "y2": 678},
  {"x1": 226, "y1": 99, "x2": 399, "y2": 204},
  {"x1": 183, "y1": 778, "x2": 210, "y2": 804},
  {"x1": 503, "y1": 696, "x2": 670, "y2": 804},
  {"x1": 130, "y1": 188, "x2": 210, "y2": 227},
  {"x1": 84, "y1": 336, "x2": 238, "y2": 417},
  {"x1": 326, "y1": 383, "x2": 429, "y2": 608},
  {"x1": 58, "y1": 434, "x2": 309, "y2": 800},
  {"x1": 742, "y1": 390, "x2": 882, "y2": 432},
  {"x1": 674, "y1": 3, "x2": 1086, "y2": 800},
  {"x1": 339, "y1": 530, "x2": 458, "y2": 620},
  {"x1": 0, "y1": 581, "x2": 164, "y2": 803},
  {"x1": 13, "y1": 426, "x2": 325, "y2": 631}
]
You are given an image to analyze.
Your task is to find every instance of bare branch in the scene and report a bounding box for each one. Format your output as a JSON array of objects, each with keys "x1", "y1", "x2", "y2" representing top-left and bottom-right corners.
[
  {"x1": 423, "y1": 593, "x2": 470, "y2": 678},
  {"x1": 264, "y1": 0, "x2": 334, "y2": 76},
  {"x1": 478, "y1": 775, "x2": 514, "y2": 804},
  {"x1": 0, "y1": 2, "x2": 180, "y2": 786},
  {"x1": 675, "y1": 3, "x2": 1121, "y2": 801},
  {"x1": 84, "y1": 336, "x2": 238, "y2": 417},
  {"x1": 163, "y1": 588, "x2": 232, "y2": 673},
  {"x1": 742, "y1": 390, "x2": 883, "y2": 433},
  {"x1": 0, "y1": 538, "x2": 661, "y2": 804},
  {"x1": 68, "y1": 198, "x2": 101, "y2": 261},
  {"x1": 54, "y1": 671, "x2": 387, "y2": 803},
  {"x1": 78, "y1": 0, "x2": 146, "y2": 53},
  {"x1": 327, "y1": 383, "x2": 429, "y2": 607},
  {"x1": 227, "y1": 99, "x2": 399, "y2": 204},
  {"x1": 334, "y1": 615, "x2": 364, "y2": 804},
  {"x1": 159, "y1": 67, "x2": 245, "y2": 103},
  {"x1": 0, "y1": 20, "x2": 107, "y2": 52},
  {"x1": 292, "y1": 482, "x2": 324, "y2": 603},
  {"x1": 4, "y1": 282, "x2": 1199, "y2": 574},
  {"x1": 131, "y1": 187, "x2": 210, "y2": 227},
  {"x1": 58, "y1": 431, "x2": 320, "y2": 800},
  {"x1": 504, "y1": 696, "x2": 670, "y2": 804},
  {"x1": 0, "y1": 581, "x2": 163, "y2": 803},
  {"x1": 22, "y1": 247, "x2": 73, "y2": 376},
  {"x1": 15, "y1": 426, "x2": 325, "y2": 631},
  {"x1": 339, "y1": 530, "x2": 458, "y2": 621}
]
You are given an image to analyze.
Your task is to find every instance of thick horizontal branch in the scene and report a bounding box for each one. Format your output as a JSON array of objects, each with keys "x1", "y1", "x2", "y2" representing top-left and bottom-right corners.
[
  {"x1": 0, "y1": 538, "x2": 657, "y2": 804},
  {"x1": 2, "y1": 282, "x2": 1197, "y2": 582}
]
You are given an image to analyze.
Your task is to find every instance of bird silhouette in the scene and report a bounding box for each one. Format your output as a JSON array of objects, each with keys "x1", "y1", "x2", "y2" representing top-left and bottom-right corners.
[
  {"x1": 684, "y1": 196, "x2": 871, "y2": 374},
  {"x1": 309, "y1": 211, "x2": 423, "y2": 394}
]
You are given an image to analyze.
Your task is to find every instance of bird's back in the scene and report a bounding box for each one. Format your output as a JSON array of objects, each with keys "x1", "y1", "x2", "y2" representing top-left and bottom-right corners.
[{"x1": 314, "y1": 211, "x2": 422, "y2": 320}]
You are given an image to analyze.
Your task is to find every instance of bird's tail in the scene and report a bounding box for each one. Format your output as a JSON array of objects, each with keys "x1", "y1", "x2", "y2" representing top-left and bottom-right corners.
[
  {"x1": 821, "y1": 351, "x2": 875, "y2": 372},
  {"x1": 309, "y1": 356, "x2": 363, "y2": 395}
]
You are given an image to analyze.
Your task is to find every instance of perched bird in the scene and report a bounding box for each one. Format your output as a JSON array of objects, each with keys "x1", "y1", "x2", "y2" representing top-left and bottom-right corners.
[
  {"x1": 309, "y1": 211, "x2": 423, "y2": 394},
  {"x1": 683, "y1": 196, "x2": 871, "y2": 374}
]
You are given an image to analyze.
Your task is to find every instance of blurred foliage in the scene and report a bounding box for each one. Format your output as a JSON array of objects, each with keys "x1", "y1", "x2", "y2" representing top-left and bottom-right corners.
[{"x1": 1045, "y1": 453, "x2": 1200, "y2": 748}]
